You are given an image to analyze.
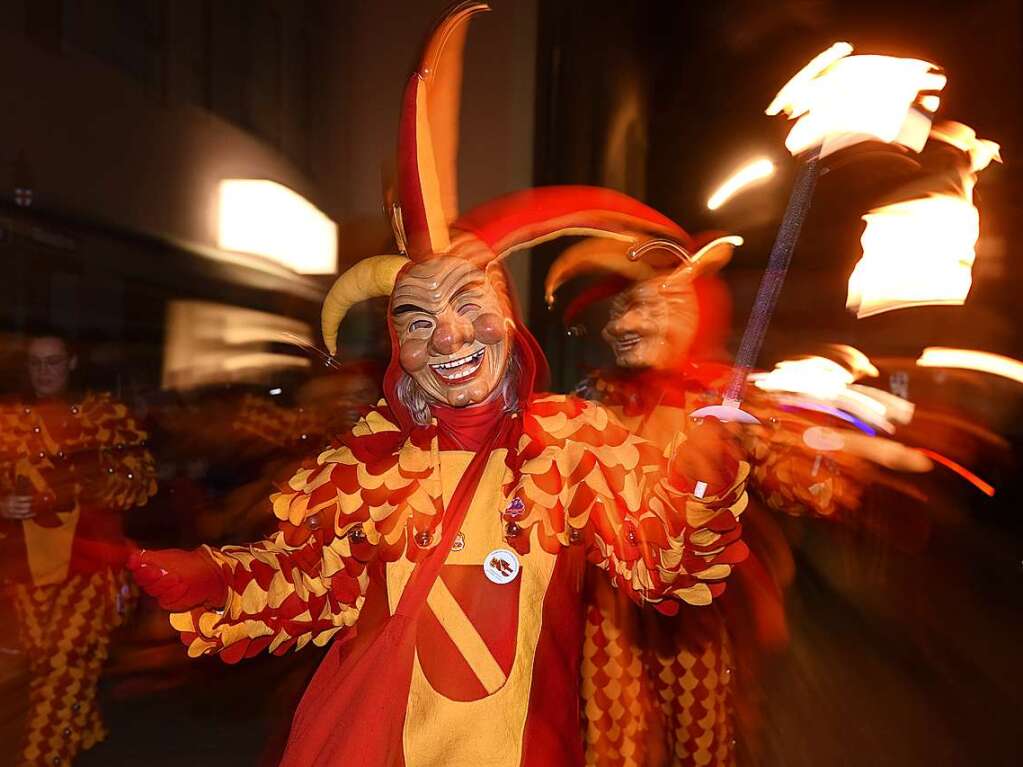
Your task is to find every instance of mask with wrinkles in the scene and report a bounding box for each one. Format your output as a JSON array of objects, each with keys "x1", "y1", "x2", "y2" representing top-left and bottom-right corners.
[
  {"x1": 391, "y1": 257, "x2": 513, "y2": 407},
  {"x1": 601, "y1": 275, "x2": 698, "y2": 370}
]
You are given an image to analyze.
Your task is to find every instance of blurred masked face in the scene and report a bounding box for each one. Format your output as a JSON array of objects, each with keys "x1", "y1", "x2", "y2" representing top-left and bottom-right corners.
[
  {"x1": 602, "y1": 278, "x2": 698, "y2": 369},
  {"x1": 391, "y1": 257, "x2": 512, "y2": 407},
  {"x1": 27, "y1": 337, "x2": 76, "y2": 398}
]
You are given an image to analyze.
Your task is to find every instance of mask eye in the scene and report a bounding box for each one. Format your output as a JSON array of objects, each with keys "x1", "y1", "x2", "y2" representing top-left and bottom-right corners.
[
  {"x1": 457, "y1": 303, "x2": 480, "y2": 316},
  {"x1": 409, "y1": 319, "x2": 432, "y2": 332}
]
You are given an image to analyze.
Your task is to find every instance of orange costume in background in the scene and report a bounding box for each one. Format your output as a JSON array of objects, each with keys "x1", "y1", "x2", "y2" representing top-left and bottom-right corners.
[
  {"x1": 547, "y1": 238, "x2": 863, "y2": 766},
  {"x1": 576, "y1": 366, "x2": 860, "y2": 767},
  {"x1": 0, "y1": 393, "x2": 156, "y2": 767}
]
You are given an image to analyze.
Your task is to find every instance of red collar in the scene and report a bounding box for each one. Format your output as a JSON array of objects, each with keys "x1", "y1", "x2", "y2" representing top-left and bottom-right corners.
[{"x1": 432, "y1": 397, "x2": 506, "y2": 451}]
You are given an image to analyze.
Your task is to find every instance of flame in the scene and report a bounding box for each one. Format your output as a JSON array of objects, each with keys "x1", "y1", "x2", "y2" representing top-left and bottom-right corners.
[
  {"x1": 846, "y1": 195, "x2": 978, "y2": 317},
  {"x1": 750, "y1": 352, "x2": 913, "y2": 432},
  {"x1": 916, "y1": 347, "x2": 1023, "y2": 384},
  {"x1": 707, "y1": 158, "x2": 776, "y2": 210},
  {"x1": 767, "y1": 43, "x2": 945, "y2": 157},
  {"x1": 846, "y1": 121, "x2": 1001, "y2": 318},
  {"x1": 828, "y1": 344, "x2": 879, "y2": 378},
  {"x1": 930, "y1": 121, "x2": 1002, "y2": 173}
]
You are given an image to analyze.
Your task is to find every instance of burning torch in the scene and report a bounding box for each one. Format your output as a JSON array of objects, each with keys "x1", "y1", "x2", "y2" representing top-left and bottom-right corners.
[{"x1": 689, "y1": 42, "x2": 947, "y2": 496}]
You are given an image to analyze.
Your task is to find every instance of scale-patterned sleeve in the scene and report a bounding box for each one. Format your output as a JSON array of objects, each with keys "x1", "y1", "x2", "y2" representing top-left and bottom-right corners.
[
  {"x1": 77, "y1": 394, "x2": 157, "y2": 511},
  {"x1": 167, "y1": 407, "x2": 437, "y2": 663},
  {"x1": 740, "y1": 396, "x2": 866, "y2": 519},
  {"x1": 510, "y1": 395, "x2": 750, "y2": 613}
]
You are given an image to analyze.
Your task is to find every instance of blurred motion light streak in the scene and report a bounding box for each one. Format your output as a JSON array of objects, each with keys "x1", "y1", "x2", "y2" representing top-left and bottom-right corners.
[
  {"x1": 916, "y1": 347, "x2": 1023, "y2": 384},
  {"x1": 219, "y1": 180, "x2": 338, "y2": 274},
  {"x1": 750, "y1": 353, "x2": 914, "y2": 432},
  {"x1": 917, "y1": 448, "x2": 996, "y2": 496},
  {"x1": 766, "y1": 42, "x2": 944, "y2": 158},
  {"x1": 707, "y1": 158, "x2": 776, "y2": 210},
  {"x1": 163, "y1": 300, "x2": 313, "y2": 390}
]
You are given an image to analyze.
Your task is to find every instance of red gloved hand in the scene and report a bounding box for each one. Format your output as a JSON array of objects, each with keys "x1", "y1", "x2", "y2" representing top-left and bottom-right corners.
[
  {"x1": 670, "y1": 418, "x2": 742, "y2": 497},
  {"x1": 127, "y1": 547, "x2": 228, "y2": 611}
]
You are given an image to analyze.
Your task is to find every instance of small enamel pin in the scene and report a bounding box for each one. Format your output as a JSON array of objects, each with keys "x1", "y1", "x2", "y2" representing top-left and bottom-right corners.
[{"x1": 483, "y1": 548, "x2": 520, "y2": 585}]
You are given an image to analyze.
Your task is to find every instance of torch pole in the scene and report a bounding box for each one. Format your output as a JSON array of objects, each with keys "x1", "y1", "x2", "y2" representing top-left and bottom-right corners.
[
  {"x1": 690, "y1": 148, "x2": 821, "y2": 498},
  {"x1": 723, "y1": 148, "x2": 821, "y2": 405}
]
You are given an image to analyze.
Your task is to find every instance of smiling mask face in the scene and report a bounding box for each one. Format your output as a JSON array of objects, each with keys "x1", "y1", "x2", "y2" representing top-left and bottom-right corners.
[
  {"x1": 601, "y1": 276, "x2": 698, "y2": 370},
  {"x1": 391, "y1": 257, "x2": 513, "y2": 408}
]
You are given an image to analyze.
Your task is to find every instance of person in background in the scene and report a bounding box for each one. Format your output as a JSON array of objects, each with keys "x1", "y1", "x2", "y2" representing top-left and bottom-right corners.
[
  {"x1": 0, "y1": 329, "x2": 156, "y2": 767},
  {"x1": 546, "y1": 234, "x2": 928, "y2": 765}
]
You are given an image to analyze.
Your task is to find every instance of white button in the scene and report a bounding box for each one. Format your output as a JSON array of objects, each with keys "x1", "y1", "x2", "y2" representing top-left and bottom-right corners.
[{"x1": 483, "y1": 548, "x2": 520, "y2": 584}]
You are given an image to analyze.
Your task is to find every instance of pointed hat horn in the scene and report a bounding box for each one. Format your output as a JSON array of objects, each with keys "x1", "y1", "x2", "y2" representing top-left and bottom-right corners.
[
  {"x1": 321, "y1": 255, "x2": 409, "y2": 356},
  {"x1": 397, "y1": 2, "x2": 490, "y2": 259},
  {"x1": 545, "y1": 233, "x2": 742, "y2": 305},
  {"x1": 544, "y1": 239, "x2": 658, "y2": 306}
]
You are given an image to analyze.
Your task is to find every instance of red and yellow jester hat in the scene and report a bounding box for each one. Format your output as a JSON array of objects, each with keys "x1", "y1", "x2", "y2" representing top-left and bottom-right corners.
[{"x1": 320, "y1": 1, "x2": 714, "y2": 361}]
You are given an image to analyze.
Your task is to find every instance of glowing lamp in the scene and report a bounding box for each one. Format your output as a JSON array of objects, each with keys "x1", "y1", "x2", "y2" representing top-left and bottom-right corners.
[{"x1": 218, "y1": 180, "x2": 338, "y2": 274}]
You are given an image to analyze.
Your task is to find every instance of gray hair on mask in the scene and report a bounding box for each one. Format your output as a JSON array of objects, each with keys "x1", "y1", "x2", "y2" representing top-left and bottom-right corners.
[{"x1": 395, "y1": 352, "x2": 522, "y2": 427}]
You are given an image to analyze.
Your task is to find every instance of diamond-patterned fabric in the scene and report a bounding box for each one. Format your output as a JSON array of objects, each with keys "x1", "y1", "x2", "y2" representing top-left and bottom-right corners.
[
  {"x1": 582, "y1": 578, "x2": 735, "y2": 767},
  {"x1": 11, "y1": 569, "x2": 129, "y2": 766}
]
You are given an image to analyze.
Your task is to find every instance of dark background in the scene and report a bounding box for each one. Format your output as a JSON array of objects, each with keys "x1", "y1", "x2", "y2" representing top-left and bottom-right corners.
[{"x1": 0, "y1": 1, "x2": 1019, "y2": 765}]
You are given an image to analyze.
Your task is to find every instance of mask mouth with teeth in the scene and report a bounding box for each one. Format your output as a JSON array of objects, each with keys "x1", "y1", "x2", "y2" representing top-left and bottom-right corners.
[
  {"x1": 391, "y1": 256, "x2": 514, "y2": 418},
  {"x1": 601, "y1": 277, "x2": 698, "y2": 370}
]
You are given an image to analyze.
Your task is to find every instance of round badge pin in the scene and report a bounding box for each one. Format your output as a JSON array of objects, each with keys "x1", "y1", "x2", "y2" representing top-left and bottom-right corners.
[{"x1": 483, "y1": 548, "x2": 520, "y2": 585}]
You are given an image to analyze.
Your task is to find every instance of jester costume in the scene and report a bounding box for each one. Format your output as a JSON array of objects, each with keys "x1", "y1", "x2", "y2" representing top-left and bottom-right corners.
[
  {"x1": 0, "y1": 393, "x2": 157, "y2": 766},
  {"x1": 129, "y1": 4, "x2": 754, "y2": 765},
  {"x1": 546, "y1": 233, "x2": 868, "y2": 766}
]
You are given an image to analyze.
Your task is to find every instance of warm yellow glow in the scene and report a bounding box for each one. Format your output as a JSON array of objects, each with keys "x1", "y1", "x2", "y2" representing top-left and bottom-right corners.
[
  {"x1": 918, "y1": 94, "x2": 941, "y2": 113},
  {"x1": 917, "y1": 347, "x2": 1023, "y2": 385},
  {"x1": 767, "y1": 43, "x2": 944, "y2": 157},
  {"x1": 829, "y1": 344, "x2": 880, "y2": 378},
  {"x1": 218, "y1": 180, "x2": 338, "y2": 274},
  {"x1": 752, "y1": 357, "x2": 854, "y2": 400},
  {"x1": 707, "y1": 158, "x2": 776, "y2": 210},
  {"x1": 930, "y1": 121, "x2": 1002, "y2": 173},
  {"x1": 846, "y1": 195, "x2": 978, "y2": 318},
  {"x1": 846, "y1": 121, "x2": 1001, "y2": 319},
  {"x1": 750, "y1": 354, "x2": 913, "y2": 432},
  {"x1": 163, "y1": 300, "x2": 312, "y2": 390}
]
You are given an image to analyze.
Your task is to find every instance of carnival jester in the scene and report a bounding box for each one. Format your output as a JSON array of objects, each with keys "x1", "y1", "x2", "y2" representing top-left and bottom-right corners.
[{"x1": 129, "y1": 4, "x2": 750, "y2": 766}]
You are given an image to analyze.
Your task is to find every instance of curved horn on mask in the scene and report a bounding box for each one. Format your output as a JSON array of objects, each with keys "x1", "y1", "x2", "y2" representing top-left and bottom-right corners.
[
  {"x1": 321, "y1": 255, "x2": 410, "y2": 356},
  {"x1": 397, "y1": 2, "x2": 490, "y2": 260}
]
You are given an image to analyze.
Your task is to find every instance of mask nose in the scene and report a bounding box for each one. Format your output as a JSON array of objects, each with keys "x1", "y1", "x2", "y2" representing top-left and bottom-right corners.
[
  {"x1": 430, "y1": 312, "x2": 474, "y2": 356},
  {"x1": 604, "y1": 315, "x2": 627, "y2": 338}
]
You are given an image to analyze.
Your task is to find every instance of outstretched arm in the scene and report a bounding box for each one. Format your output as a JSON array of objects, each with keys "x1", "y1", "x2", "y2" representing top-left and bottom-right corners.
[
  {"x1": 132, "y1": 519, "x2": 370, "y2": 664},
  {"x1": 511, "y1": 396, "x2": 750, "y2": 612},
  {"x1": 130, "y1": 405, "x2": 425, "y2": 663},
  {"x1": 129, "y1": 440, "x2": 376, "y2": 664}
]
